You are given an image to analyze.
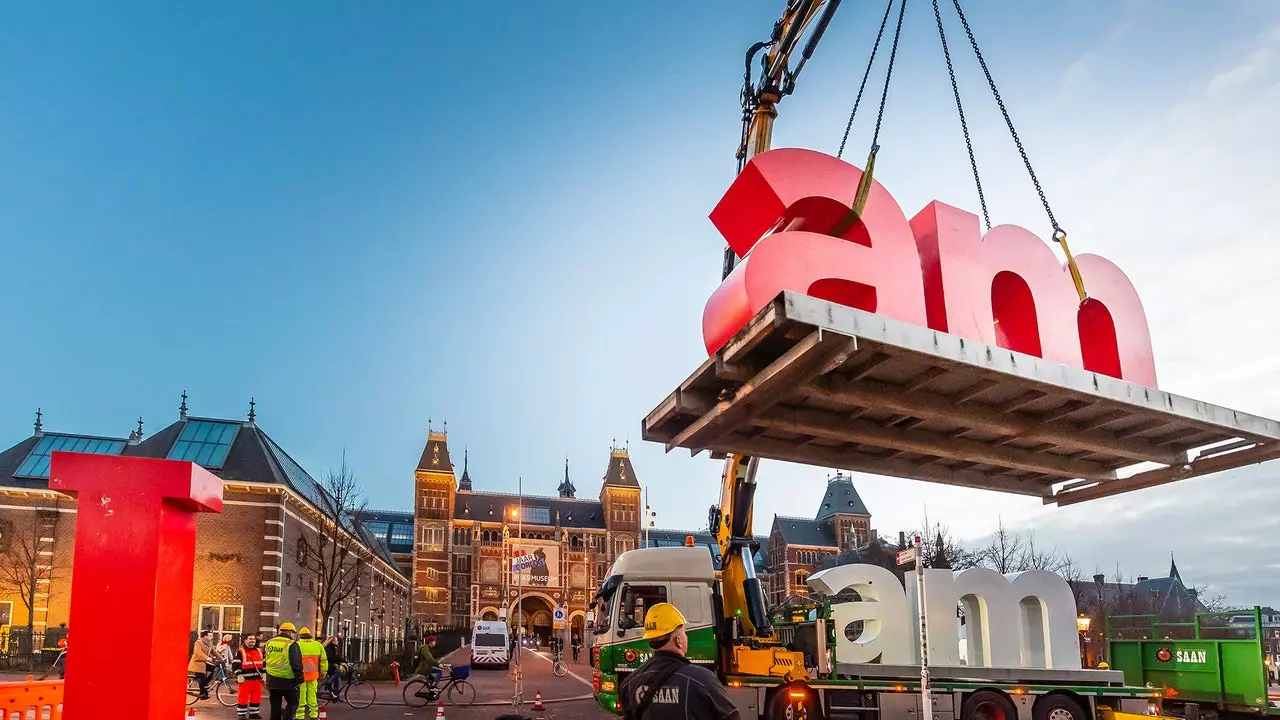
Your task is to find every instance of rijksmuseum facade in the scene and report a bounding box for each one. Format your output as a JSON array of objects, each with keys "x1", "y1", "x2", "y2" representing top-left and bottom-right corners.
[{"x1": 356, "y1": 428, "x2": 875, "y2": 642}]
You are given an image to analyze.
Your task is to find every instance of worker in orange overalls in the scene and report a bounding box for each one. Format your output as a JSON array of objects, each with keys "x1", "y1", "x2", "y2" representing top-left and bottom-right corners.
[
  {"x1": 233, "y1": 633, "x2": 266, "y2": 720},
  {"x1": 294, "y1": 627, "x2": 328, "y2": 720}
]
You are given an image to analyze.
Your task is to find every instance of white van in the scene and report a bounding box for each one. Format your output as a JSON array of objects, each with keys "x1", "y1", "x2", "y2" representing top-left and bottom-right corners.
[{"x1": 470, "y1": 620, "x2": 510, "y2": 669}]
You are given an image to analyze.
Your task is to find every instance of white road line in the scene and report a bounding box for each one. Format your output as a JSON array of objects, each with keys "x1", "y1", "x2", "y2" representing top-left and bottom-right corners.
[{"x1": 529, "y1": 650, "x2": 594, "y2": 688}]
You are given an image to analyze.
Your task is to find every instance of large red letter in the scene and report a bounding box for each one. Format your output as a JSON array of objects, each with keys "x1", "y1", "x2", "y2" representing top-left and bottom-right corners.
[
  {"x1": 51, "y1": 452, "x2": 223, "y2": 720},
  {"x1": 909, "y1": 201, "x2": 1157, "y2": 386},
  {"x1": 703, "y1": 148, "x2": 927, "y2": 354}
]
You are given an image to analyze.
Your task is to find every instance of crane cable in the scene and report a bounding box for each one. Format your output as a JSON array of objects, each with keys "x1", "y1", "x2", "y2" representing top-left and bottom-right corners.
[
  {"x1": 934, "y1": 0, "x2": 1088, "y2": 302},
  {"x1": 830, "y1": 0, "x2": 908, "y2": 238}
]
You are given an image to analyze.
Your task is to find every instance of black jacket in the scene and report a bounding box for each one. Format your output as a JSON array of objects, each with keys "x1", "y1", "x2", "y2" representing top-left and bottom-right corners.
[{"x1": 619, "y1": 651, "x2": 740, "y2": 720}]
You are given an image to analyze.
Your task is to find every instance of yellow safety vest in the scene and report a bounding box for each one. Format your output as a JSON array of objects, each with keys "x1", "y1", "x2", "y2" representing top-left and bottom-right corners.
[
  {"x1": 296, "y1": 638, "x2": 326, "y2": 681},
  {"x1": 263, "y1": 635, "x2": 295, "y2": 679}
]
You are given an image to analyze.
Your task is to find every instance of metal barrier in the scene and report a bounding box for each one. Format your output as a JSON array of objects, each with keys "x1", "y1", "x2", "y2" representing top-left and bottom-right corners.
[{"x1": 0, "y1": 675, "x2": 63, "y2": 720}]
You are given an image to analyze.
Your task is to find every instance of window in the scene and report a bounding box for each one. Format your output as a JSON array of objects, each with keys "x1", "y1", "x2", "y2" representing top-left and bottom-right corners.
[
  {"x1": 199, "y1": 604, "x2": 244, "y2": 636},
  {"x1": 296, "y1": 538, "x2": 308, "y2": 565},
  {"x1": 362, "y1": 521, "x2": 390, "y2": 540},
  {"x1": 168, "y1": 421, "x2": 240, "y2": 468},
  {"x1": 390, "y1": 523, "x2": 414, "y2": 545},
  {"x1": 15, "y1": 434, "x2": 127, "y2": 479},
  {"x1": 420, "y1": 524, "x2": 445, "y2": 549},
  {"x1": 794, "y1": 569, "x2": 810, "y2": 590},
  {"x1": 622, "y1": 585, "x2": 668, "y2": 631},
  {"x1": 286, "y1": 573, "x2": 292, "y2": 586},
  {"x1": 523, "y1": 507, "x2": 551, "y2": 525}
]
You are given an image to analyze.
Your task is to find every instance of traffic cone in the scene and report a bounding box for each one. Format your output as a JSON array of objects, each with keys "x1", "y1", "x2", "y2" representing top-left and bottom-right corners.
[
  {"x1": 436, "y1": 700, "x2": 447, "y2": 719},
  {"x1": 534, "y1": 689, "x2": 544, "y2": 711},
  {"x1": 186, "y1": 709, "x2": 196, "y2": 719},
  {"x1": 319, "y1": 709, "x2": 327, "y2": 720}
]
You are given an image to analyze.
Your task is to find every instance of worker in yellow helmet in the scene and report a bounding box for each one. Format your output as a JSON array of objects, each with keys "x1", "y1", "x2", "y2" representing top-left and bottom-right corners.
[
  {"x1": 293, "y1": 627, "x2": 328, "y2": 720},
  {"x1": 263, "y1": 622, "x2": 302, "y2": 720},
  {"x1": 619, "y1": 603, "x2": 740, "y2": 720}
]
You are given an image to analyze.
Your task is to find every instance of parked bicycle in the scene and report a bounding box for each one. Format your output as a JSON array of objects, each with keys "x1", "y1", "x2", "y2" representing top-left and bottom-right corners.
[
  {"x1": 186, "y1": 662, "x2": 238, "y2": 707},
  {"x1": 317, "y1": 662, "x2": 376, "y2": 710},
  {"x1": 402, "y1": 663, "x2": 476, "y2": 707}
]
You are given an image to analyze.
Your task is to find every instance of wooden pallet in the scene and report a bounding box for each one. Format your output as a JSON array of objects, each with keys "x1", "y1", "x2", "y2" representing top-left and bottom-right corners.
[{"x1": 642, "y1": 292, "x2": 1280, "y2": 505}]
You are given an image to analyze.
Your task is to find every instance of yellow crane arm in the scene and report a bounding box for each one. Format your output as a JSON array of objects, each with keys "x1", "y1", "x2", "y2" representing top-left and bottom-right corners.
[{"x1": 710, "y1": 454, "x2": 772, "y2": 637}]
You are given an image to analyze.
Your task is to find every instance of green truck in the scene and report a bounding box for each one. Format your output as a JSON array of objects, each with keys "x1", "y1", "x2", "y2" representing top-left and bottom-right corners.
[{"x1": 1108, "y1": 608, "x2": 1278, "y2": 719}]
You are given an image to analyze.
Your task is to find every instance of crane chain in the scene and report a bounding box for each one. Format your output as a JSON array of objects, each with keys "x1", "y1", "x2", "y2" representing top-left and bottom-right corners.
[
  {"x1": 836, "y1": 0, "x2": 895, "y2": 160},
  {"x1": 931, "y1": 0, "x2": 989, "y2": 230},
  {"x1": 946, "y1": 0, "x2": 1060, "y2": 237},
  {"x1": 870, "y1": 0, "x2": 908, "y2": 152}
]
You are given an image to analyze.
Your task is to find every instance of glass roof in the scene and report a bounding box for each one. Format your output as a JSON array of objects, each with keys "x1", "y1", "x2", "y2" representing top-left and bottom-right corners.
[
  {"x1": 167, "y1": 420, "x2": 240, "y2": 469},
  {"x1": 15, "y1": 434, "x2": 127, "y2": 479}
]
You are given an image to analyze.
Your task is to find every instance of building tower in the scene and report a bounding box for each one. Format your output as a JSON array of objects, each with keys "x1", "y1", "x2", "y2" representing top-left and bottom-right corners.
[
  {"x1": 600, "y1": 444, "x2": 642, "y2": 562},
  {"x1": 815, "y1": 471, "x2": 871, "y2": 551},
  {"x1": 413, "y1": 427, "x2": 456, "y2": 626}
]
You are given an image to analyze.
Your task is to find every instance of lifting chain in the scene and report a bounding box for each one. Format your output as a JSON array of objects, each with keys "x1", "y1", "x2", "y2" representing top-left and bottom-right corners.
[{"x1": 937, "y1": 0, "x2": 1088, "y2": 301}]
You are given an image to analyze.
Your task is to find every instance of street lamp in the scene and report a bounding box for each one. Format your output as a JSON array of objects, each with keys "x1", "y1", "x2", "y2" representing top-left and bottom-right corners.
[{"x1": 1077, "y1": 614, "x2": 1092, "y2": 666}]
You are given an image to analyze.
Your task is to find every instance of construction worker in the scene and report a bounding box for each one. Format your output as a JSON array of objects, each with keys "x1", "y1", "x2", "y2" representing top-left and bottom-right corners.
[
  {"x1": 619, "y1": 603, "x2": 740, "y2": 720},
  {"x1": 294, "y1": 626, "x2": 328, "y2": 720},
  {"x1": 264, "y1": 622, "x2": 303, "y2": 720},
  {"x1": 233, "y1": 633, "x2": 266, "y2": 720}
]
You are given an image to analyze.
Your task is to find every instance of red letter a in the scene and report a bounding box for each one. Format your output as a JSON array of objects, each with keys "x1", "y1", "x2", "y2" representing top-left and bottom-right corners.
[{"x1": 702, "y1": 148, "x2": 927, "y2": 355}]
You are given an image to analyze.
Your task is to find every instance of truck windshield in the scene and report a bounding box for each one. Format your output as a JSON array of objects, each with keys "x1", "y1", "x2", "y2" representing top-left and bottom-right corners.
[{"x1": 592, "y1": 575, "x2": 622, "y2": 635}]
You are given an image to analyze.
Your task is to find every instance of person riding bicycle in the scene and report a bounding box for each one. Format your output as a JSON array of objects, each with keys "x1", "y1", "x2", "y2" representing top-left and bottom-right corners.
[
  {"x1": 321, "y1": 636, "x2": 344, "y2": 698},
  {"x1": 414, "y1": 635, "x2": 444, "y2": 687},
  {"x1": 188, "y1": 630, "x2": 218, "y2": 700}
]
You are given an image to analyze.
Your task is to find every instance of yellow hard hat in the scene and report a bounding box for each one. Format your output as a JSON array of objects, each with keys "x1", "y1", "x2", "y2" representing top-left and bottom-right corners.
[
  {"x1": 298, "y1": 626, "x2": 313, "y2": 637},
  {"x1": 1098, "y1": 661, "x2": 1110, "y2": 669},
  {"x1": 642, "y1": 603, "x2": 686, "y2": 640},
  {"x1": 279, "y1": 622, "x2": 297, "y2": 633}
]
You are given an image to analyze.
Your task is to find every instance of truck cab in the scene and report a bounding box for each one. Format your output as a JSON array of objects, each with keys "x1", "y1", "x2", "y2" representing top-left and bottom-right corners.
[{"x1": 589, "y1": 547, "x2": 719, "y2": 712}]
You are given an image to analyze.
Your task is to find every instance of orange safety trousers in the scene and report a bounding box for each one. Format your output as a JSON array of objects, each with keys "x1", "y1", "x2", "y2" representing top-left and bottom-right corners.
[{"x1": 237, "y1": 679, "x2": 263, "y2": 706}]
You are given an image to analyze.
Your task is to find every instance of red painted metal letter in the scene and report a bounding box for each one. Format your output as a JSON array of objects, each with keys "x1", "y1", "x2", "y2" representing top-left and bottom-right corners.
[
  {"x1": 703, "y1": 148, "x2": 928, "y2": 354},
  {"x1": 50, "y1": 452, "x2": 223, "y2": 720}
]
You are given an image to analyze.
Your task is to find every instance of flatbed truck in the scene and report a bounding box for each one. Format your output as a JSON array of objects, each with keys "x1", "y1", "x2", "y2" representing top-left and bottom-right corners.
[{"x1": 589, "y1": 546, "x2": 1159, "y2": 720}]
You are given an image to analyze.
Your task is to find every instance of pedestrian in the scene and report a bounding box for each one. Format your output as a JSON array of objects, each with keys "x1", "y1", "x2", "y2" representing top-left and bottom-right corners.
[
  {"x1": 263, "y1": 622, "x2": 303, "y2": 720},
  {"x1": 619, "y1": 603, "x2": 740, "y2": 720},
  {"x1": 233, "y1": 633, "x2": 266, "y2": 720},
  {"x1": 217, "y1": 634, "x2": 236, "y2": 667},
  {"x1": 294, "y1": 626, "x2": 327, "y2": 719},
  {"x1": 572, "y1": 635, "x2": 581, "y2": 663},
  {"x1": 188, "y1": 630, "x2": 216, "y2": 700},
  {"x1": 322, "y1": 636, "x2": 344, "y2": 698}
]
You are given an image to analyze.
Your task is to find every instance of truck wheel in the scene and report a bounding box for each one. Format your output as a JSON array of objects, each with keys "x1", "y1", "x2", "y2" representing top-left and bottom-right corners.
[
  {"x1": 1033, "y1": 695, "x2": 1086, "y2": 720},
  {"x1": 961, "y1": 691, "x2": 1018, "y2": 720},
  {"x1": 766, "y1": 684, "x2": 819, "y2": 720}
]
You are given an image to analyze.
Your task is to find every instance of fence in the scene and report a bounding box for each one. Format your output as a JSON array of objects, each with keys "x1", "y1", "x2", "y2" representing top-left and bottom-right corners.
[{"x1": 0, "y1": 628, "x2": 66, "y2": 672}]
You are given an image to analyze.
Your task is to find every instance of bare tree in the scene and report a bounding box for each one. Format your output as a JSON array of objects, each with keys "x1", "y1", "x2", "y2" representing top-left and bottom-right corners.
[
  {"x1": 914, "y1": 509, "x2": 977, "y2": 570},
  {"x1": 1020, "y1": 530, "x2": 1076, "y2": 575},
  {"x1": 1193, "y1": 584, "x2": 1231, "y2": 612},
  {"x1": 976, "y1": 518, "x2": 1025, "y2": 573},
  {"x1": 298, "y1": 455, "x2": 369, "y2": 633},
  {"x1": 0, "y1": 507, "x2": 61, "y2": 658}
]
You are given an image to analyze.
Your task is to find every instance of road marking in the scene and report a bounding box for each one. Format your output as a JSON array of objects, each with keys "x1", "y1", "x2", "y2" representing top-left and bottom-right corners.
[{"x1": 529, "y1": 650, "x2": 594, "y2": 688}]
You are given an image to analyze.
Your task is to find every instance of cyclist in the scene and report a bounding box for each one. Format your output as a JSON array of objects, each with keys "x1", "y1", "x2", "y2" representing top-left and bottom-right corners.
[
  {"x1": 571, "y1": 635, "x2": 581, "y2": 663},
  {"x1": 188, "y1": 630, "x2": 217, "y2": 700},
  {"x1": 414, "y1": 635, "x2": 443, "y2": 687},
  {"x1": 321, "y1": 636, "x2": 344, "y2": 699}
]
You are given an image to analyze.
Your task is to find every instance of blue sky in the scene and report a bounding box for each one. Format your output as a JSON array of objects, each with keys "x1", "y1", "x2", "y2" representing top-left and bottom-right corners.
[{"x1": 3, "y1": 2, "x2": 1279, "y2": 600}]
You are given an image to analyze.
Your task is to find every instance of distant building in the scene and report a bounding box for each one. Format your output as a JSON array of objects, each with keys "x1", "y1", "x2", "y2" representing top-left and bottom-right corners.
[{"x1": 0, "y1": 401, "x2": 410, "y2": 656}]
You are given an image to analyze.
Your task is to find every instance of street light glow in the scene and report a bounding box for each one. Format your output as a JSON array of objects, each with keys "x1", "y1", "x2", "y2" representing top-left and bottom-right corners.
[{"x1": 1077, "y1": 614, "x2": 1092, "y2": 632}]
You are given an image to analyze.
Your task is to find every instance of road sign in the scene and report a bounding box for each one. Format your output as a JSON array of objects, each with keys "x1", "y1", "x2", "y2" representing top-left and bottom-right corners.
[
  {"x1": 553, "y1": 607, "x2": 566, "y2": 629},
  {"x1": 895, "y1": 547, "x2": 917, "y2": 566}
]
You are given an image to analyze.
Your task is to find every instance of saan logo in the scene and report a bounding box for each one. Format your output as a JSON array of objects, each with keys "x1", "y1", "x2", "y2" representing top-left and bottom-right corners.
[{"x1": 1176, "y1": 649, "x2": 1208, "y2": 664}]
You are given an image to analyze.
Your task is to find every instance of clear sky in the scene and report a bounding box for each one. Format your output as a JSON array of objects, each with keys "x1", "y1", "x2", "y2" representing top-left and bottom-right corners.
[{"x1": 3, "y1": 2, "x2": 1279, "y2": 602}]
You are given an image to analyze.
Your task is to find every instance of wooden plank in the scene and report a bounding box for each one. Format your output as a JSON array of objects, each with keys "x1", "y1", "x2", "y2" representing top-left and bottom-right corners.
[
  {"x1": 720, "y1": 299, "x2": 782, "y2": 364},
  {"x1": 757, "y1": 406, "x2": 1116, "y2": 481},
  {"x1": 665, "y1": 331, "x2": 858, "y2": 453},
  {"x1": 1052, "y1": 442, "x2": 1280, "y2": 505},
  {"x1": 715, "y1": 436, "x2": 1049, "y2": 497},
  {"x1": 806, "y1": 376, "x2": 1185, "y2": 466}
]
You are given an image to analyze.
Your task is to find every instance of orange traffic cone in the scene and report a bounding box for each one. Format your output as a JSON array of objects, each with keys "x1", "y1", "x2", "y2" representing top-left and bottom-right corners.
[
  {"x1": 534, "y1": 689, "x2": 545, "y2": 711},
  {"x1": 436, "y1": 700, "x2": 447, "y2": 719},
  {"x1": 319, "y1": 709, "x2": 327, "y2": 720},
  {"x1": 186, "y1": 709, "x2": 196, "y2": 719}
]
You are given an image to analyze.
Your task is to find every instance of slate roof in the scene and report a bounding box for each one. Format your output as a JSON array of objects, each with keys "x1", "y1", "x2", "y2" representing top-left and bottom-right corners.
[
  {"x1": 602, "y1": 449, "x2": 639, "y2": 488},
  {"x1": 773, "y1": 515, "x2": 837, "y2": 547},
  {"x1": 453, "y1": 491, "x2": 608, "y2": 529},
  {"x1": 417, "y1": 431, "x2": 453, "y2": 474},
  {"x1": 2, "y1": 416, "x2": 405, "y2": 577},
  {"x1": 815, "y1": 473, "x2": 870, "y2": 520}
]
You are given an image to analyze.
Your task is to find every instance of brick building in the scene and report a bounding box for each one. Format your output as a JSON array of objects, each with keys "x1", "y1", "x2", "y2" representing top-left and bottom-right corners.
[
  {"x1": 358, "y1": 430, "x2": 645, "y2": 643},
  {"x1": 0, "y1": 401, "x2": 411, "y2": 655}
]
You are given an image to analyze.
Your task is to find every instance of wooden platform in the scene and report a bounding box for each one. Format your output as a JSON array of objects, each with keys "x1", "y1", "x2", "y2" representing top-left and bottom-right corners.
[{"x1": 642, "y1": 292, "x2": 1280, "y2": 505}]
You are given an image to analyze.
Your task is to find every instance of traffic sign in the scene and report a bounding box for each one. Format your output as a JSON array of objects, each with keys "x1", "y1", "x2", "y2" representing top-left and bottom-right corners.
[
  {"x1": 553, "y1": 607, "x2": 566, "y2": 629},
  {"x1": 895, "y1": 547, "x2": 917, "y2": 566}
]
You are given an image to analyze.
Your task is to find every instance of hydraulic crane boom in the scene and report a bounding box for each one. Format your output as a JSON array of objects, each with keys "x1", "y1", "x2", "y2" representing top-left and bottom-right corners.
[{"x1": 707, "y1": 1, "x2": 843, "y2": 680}]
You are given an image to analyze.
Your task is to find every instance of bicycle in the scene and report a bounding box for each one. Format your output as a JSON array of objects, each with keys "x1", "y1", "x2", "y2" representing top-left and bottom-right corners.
[
  {"x1": 186, "y1": 662, "x2": 238, "y2": 707},
  {"x1": 317, "y1": 662, "x2": 376, "y2": 710},
  {"x1": 402, "y1": 664, "x2": 476, "y2": 707},
  {"x1": 39, "y1": 647, "x2": 66, "y2": 681},
  {"x1": 551, "y1": 649, "x2": 567, "y2": 677}
]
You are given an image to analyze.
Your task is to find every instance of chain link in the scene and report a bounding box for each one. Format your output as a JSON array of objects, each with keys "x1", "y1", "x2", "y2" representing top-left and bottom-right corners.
[
  {"x1": 932, "y1": 0, "x2": 989, "y2": 230},
  {"x1": 871, "y1": 0, "x2": 909, "y2": 151},
  {"x1": 949, "y1": 0, "x2": 1062, "y2": 235},
  {"x1": 837, "y1": 0, "x2": 895, "y2": 159}
]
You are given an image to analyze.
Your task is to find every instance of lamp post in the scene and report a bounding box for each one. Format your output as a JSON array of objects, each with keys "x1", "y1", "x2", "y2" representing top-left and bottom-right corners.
[{"x1": 1077, "y1": 614, "x2": 1092, "y2": 667}]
